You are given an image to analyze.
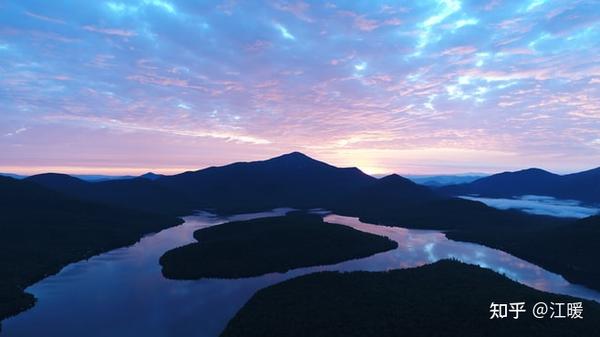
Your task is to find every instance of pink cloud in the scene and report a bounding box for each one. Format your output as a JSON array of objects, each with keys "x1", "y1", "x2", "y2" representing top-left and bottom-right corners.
[
  {"x1": 354, "y1": 16, "x2": 380, "y2": 31},
  {"x1": 126, "y1": 74, "x2": 209, "y2": 92},
  {"x1": 54, "y1": 75, "x2": 71, "y2": 81},
  {"x1": 483, "y1": 0, "x2": 502, "y2": 11},
  {"x1": 441, "y1": 46, "x2": 478, "y2": 56},
  {"x1": 245, "y1": 40, "x2": 272, "y2": 52},
  {"x1": 25, "y1": 11, "x2": 65, "y2": 24},
  {"x1": 272, "y1": 1, "x2": 313, "y2": 22},
  {"x1": 83, "y1": 25, "x2": 137, "y2": 37},
  {"x1": 338, "y1": 10, "x2": 402, "y2": 32}
]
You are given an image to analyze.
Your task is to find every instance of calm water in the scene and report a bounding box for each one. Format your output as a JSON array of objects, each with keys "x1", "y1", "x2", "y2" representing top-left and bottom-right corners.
[
  {"x1": 461, "y1": 195, "x2": 600, "y2": 218},
  {"x1": 3, "y1": 208, "x2": 600, "y2": 337}
]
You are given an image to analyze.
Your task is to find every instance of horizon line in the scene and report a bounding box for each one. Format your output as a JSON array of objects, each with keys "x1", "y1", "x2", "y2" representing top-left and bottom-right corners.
[{"x1": 1, "y1": 153, "x2": 597, "y2": 177}]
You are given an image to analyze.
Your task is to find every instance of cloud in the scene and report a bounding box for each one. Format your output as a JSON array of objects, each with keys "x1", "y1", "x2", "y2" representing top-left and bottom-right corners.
[
  {"x1": 25, "y1": 11, "x2": 65, "y2": 24},
  {"x1": 5, "y1": 127, "x2": 28, "y2": 137},
  {"x1": 83, "y1": 25, "x2": 137, "y2": 37},
  {"x1": 45, "y1": 115, "x2": 271, "y2": 145},
  {"x1": 245, "y1": 40, "x2": 272, "y2": 52},
  {"x1": 525, "y1": 0, "x2": 547, "y2": 12},
  {"x1": 354, "y1": 62, "x2": 367, "y2": 71},
  {"x1": 441, "y1": 45, "x2": 477, "y2": 56},
  {"x1": 272, "y1": 1, "x2": 313, "y2": 22},
  {"x1": 337, "y1": 10, "x2": 403, "y2": 32},
  {"x1": 274, "y1": 23, "x2": 295, "y2": 40},
  {"x1": 2, "y1": 0, "x2": 600, "y2": 174}
]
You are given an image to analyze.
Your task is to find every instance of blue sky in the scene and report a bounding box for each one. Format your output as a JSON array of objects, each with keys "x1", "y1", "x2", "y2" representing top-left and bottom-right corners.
[{"x1": 1, "y1": 0, "x2": 599, "y2": 175}]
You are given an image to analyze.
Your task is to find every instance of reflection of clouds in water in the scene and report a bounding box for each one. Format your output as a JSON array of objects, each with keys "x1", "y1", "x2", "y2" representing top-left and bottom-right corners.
[
  {"x1": 324, "y1": 214, "x2": 600, "y2": 303},
  {"x1": 424, "y1": 243, "x2": 436, "y2": 262},
  {"x1": 226, "y1": 207, "x2": 295, "y2": 222},
  {"x1": 461, "y1": 195, "x2": 600, "y2": 218}
]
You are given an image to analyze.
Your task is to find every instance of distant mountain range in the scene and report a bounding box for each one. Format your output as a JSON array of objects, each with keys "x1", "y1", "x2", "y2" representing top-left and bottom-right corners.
[
  {"x1": 23, "y1": 152, "x2": 502, "y2": 221},
  {"x1": 10, "y1": 162, "x2": 600, "y2": 206},
  {"x1": 405, "y1": 174, "x2": 487, "y2": 187},
  {"x1": 140, "y1": 172, "x2": 163, "y2": 181},
  {"x1": 0, "y1": 173, "x2": 139, "y2": 181},
  {"x1": 2, "y1": 171, "x2": 487, "y2": 186},
  {"x1": 24, "y1": 152, "x2": 599, "y2": 220},
  {"x1": 26, "y1": 152, "x2": 376, "y2": 214},
  {"x1": 440, "y1": 167, "x2": 600, "y2": 204},
  {"x1": 25, "y1": 173, "x2": 194, "y2": 216}
]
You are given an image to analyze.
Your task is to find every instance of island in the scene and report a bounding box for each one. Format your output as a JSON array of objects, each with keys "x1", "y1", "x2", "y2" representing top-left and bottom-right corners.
[
  {"x1": 222, "y1": 260, "x2": 600, "y2": 337},
  {"x1": 159, "y1": 212, "x2": 398, "y2": 279}
]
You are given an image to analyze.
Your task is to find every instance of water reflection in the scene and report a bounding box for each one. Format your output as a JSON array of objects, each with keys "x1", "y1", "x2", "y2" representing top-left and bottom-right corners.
[
  {"x1": 3, "y1": 209, "x2": 600, "y2": 337},
  {"x1": 323, "y1": 214, "x2": 600, "y2": 300},
  {"x1": 461, "y1": 195, "x2": 599, "y2": 218}
]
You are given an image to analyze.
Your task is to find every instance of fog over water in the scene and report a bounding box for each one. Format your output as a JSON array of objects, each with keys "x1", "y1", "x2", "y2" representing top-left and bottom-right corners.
[{"x1": 461, "y1": 195, "x2": 600, "y2": 219}]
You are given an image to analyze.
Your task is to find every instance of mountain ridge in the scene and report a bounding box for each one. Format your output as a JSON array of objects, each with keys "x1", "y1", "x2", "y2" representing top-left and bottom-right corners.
[
  {"x1": 439, "y1": 166, "x2": 600, "y2": 203},
  {"x1": 155, "y1": 152, "x2": 377, "y2": 213}
]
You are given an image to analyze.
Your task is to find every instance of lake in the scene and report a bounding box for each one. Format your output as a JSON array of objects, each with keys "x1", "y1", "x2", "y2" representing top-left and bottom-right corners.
[{"x1": 3, "y1": 208, "x2": 600, "y2": 337}]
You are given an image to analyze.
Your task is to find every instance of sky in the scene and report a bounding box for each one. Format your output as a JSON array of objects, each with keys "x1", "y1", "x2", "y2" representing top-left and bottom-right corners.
[{"x1": 1, "y1": 0, "x2": 600, "y2": 175}]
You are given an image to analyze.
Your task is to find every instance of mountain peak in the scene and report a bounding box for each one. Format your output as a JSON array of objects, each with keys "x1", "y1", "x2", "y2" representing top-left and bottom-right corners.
[
  {"x1": 505, "y1": 168, "x2": 558, "y2": 178},
  {"x1": 274, "y1": 151, "x2": 313, "y2": 160},
  {"x1": 25, "y1": 173, "x2": 88, "y2": 190},
  {"x1": 266, "y1": 152, "x2": 326, "y2": 166},
  {"x1": 517, "y1": 168, "x2": 553, "y2": 174},
  {"x1": 140, "y1": 172, "x2": 162, "y2": 180},
  {"x1": 379, "y1": 173, "x2": 412, "y2": 183},
  {"x1": 27, "y1": 173, "x2": 85, "y2": 183},
  {"x1": 378, "y1": 174, "x2": 428, "y2": 190}
]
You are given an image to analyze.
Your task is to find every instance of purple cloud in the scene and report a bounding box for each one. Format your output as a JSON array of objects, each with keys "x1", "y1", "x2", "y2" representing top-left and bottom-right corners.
[{"x1": 1, "y1": 0, "x2": 599, "y2": 175}]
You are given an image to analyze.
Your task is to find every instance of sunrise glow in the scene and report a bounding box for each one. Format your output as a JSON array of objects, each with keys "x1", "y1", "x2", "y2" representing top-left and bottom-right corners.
[{"x1": 1, "y1": 1, "x2": 599, "y2": 175}]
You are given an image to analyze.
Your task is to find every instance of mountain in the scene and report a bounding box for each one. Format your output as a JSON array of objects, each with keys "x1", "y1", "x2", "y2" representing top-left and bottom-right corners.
[
  {"x1": 373, "y1": 174, "x2": 442, "y2": 200},
  {"x1": 439, "y1": 167, "x2": 600, "y2": 204},
  {"x1": 559, "y1": 167, "x2": 600, "y2": 202},
  {"x1": 26, "y1": 173, "x2": 89, "y2": 191},
  {"x1": 331, "y1": 172, "x2": 566, "y2": 233},
  {"x1": 156, "y1": 152, "x2": 377, "y2": 213},
  {"x1": 0, "y1": 176, "x2": 181, "y2": 325},
  {"x1": 0, "y1": 173, "x2": 136, "y2": 182},
  {"x1": 25, "y1": 174, "x2": 193, "y2": 216},
  {"x1": 25, "y1": 152, "x2": 376, "y2": 215},
  {"x1": 405, "y1": 174, "x2": 487, "y2": 187},
  {"x1": 140, "y1": 172, "x2": 163, "y2": 180},
  {"x1": 0, "y1": 173, "x2": 26, "y2": 180},
  {"x1": 334, "y1": 173, "x2": 440, "y2": 217},
  {"x1": 73, "y1": 174, "x2": 135, "y2": 182}
]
